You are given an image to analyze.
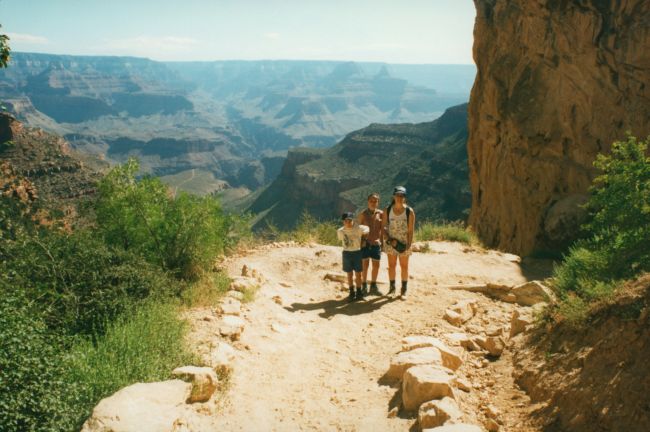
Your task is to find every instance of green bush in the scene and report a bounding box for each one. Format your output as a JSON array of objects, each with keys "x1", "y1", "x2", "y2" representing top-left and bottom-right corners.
[
  {"x1": 65, "y1": 299, "x2": 197, "y2": 429},
  {"x1": 0, "y1": 288, "x2": 77, "y2": 432},
  {"x1": 263, "y1": 211, "x2": 339, "y2": 246},
  {"x1": 553, "y1": 135, "x2": 649, "y2": 319},
  {"x1": 95, "y1": 158, "x2": 240, "y2": 279},
  {"x1": 415, "y1": 220, "x2": 477, "y2": 245},
  {"x1": 1, "y1": 229, "x2": 174, "y2": 336}
]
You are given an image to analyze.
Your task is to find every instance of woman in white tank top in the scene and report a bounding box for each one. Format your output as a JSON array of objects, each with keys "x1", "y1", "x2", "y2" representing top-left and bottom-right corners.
[{"x1": 381, "y1": 186, "x2": 415, "y2": 299}]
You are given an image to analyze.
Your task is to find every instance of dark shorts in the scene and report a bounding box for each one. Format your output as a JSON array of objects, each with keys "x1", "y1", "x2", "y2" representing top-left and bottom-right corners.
[
  {"x1": 362, "y1": 244, "x2": 381, "y2": 261},
  {"x1": 342, "y1": 250, "x2": 363, "y2": 273}
]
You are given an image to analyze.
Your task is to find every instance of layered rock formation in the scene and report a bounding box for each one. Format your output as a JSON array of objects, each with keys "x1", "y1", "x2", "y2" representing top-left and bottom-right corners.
[
  {"x1": 247, "y1": 104, "x2": 470, "y2": 229},
  {"x1": 468, "y1": 0, "x2": 650, "y2": 254}
]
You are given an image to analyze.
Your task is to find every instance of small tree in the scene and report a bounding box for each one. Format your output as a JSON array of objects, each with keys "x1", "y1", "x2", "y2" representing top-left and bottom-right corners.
[
  {"x1": 0, "y1": 24, "x2": 9, "y2": 68},
  {"x1": 554, "y1": 134, "x2": 650, "y2": 299},
  {"x1": 95, "y1": 158, "x2": 238, "y2": 279}
]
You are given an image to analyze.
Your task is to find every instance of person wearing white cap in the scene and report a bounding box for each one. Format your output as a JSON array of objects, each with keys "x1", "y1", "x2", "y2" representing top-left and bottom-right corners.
[
  {"x1": 381, "y1": 186, "x2": 415, "y2": 299},
  {"x1": 337, "y1": 212, "x2": 370, "y2": 301}
]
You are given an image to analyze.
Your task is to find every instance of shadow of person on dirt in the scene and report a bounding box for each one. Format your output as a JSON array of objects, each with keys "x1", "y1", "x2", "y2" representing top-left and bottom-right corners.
[{"x1": 285, "y1": 295, "x2": 399, "y2": 318}]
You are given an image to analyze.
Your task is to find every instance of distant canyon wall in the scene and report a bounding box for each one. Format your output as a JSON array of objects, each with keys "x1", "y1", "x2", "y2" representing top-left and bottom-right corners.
[{"x1": 468, "y1": 0, "x2": 650, "y2": 255}]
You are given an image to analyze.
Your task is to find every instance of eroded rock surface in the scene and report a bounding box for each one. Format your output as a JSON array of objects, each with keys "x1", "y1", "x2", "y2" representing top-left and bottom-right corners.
[{"x1": 468, "y1": 0, "x2": 650, "y2": 255}]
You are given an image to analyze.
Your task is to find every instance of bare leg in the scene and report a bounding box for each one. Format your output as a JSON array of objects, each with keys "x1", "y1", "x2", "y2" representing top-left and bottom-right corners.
[
  {"x1": 398, "y1": 255, "x2": 409, "y2": 282},
  {"x1": 370, "y1": 259, "x2": 380, "y2": 282},
  {"x1": 362, "y1": 258, "x2": 370, "y2": 283},
  {"x1": 347, "y1": 272, "x2": 353, "y2": 287},
  {"x1": 355, "y1": 271, "x2": 362, "y2": 288},
  {"x1": 387, "y1": 253, "x2": 397, "y2": 281}
]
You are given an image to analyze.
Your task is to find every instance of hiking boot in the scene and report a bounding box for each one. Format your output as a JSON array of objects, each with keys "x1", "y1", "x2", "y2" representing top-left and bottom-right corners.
[
  {"x1": 348, "y1": 287, "x2": 356, "y2": 302},
  {"x1": 369, "y1": 282, "x2": 380, "y2": 296},
  {"x1": 362, "y1": 282, "x2": 368, "y2": 295},
  {"x1": 400, "y1": 287, "x2": 408, "y2": 299},
  {"x1": 356, "y1": 287, "x2": 365, "y2": 300},
  {"x1": 387, "y1": 286, "x2": 396, "y2": 296}
]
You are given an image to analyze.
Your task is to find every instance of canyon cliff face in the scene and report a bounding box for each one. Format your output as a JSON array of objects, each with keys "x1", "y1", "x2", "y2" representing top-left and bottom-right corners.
[{"x1": 468, "y1": 0, "x2": 650, "y2": 255}]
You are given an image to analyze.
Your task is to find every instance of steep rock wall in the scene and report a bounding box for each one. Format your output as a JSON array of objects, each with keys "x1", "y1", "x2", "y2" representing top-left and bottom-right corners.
[{"x1": 468, "y1": 0, "x2": 650, "y2": 254}]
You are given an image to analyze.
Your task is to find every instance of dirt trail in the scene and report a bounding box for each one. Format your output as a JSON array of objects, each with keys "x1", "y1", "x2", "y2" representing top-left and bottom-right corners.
[{"x1": 188, "y1": 241, "x2": 550, "y2": 431}]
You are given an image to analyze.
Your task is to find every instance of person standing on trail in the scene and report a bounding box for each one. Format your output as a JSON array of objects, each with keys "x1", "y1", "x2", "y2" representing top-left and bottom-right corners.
[
  {"x1": 358, "y1": 193, "x2": 383, "y2": 296},
  {"x1": 337, "y1": 212, "x2": 369, "y2": 302},
  {"x1": 382, "y1": 186, "x2": 415, "y2": 299}
]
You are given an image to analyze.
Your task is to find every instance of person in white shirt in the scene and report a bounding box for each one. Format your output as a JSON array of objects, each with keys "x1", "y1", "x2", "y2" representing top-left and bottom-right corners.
[{"x1": 337, "y1": 212, "x2": 370, "y2": 301}]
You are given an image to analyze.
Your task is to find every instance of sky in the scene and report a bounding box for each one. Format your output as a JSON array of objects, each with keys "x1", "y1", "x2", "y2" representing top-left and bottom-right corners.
[{"x1": 0, "y1": 0, "x2": 476, "y2": 64}]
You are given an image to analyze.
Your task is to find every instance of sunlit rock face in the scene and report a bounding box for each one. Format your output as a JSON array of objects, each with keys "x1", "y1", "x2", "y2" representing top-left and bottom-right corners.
[{"x1": 468, "y1": 0, "x2": 650, "y2": 255}]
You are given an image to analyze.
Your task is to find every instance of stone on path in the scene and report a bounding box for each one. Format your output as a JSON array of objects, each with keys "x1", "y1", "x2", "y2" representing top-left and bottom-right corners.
[
  {"x1": 402, "y1": 365, "x2": 455, "y2": 411},
  {"x1": 172, "y1": 366, "x2": 219, "y2": 403},
  {"x1": 474, "y1": 335, "x2": 505, "y2": 357},
  {"x1": 229, "y1": 276, "x2": 258, "y2": 293},
  {"x1": 509, "y1": 309, "x2": 534, "y2": 338},
  {"x1": 219, "y1": 315, "x2": 246, "y2": 341},
  {"x1": 401, "y1": 336, "x2": 463, "y2": 371},
  {"x1": 419, "y1": 397, "x2": 463, "y2": 429},
  {"x1": 510, "y1": 280, "x2": 555, "y2": 306},
  {"x1": 422, "y1": 424, "x2": 483, "y2": 432},
  {"x1": 452, "y1": 377, "x2": 472, "y2": 392},
  {"x1": 226, "y1": 290, "x2": 244, "y2": 301},
  {"x1": 218, "y1": 297, "x2": 242, "y2": 316},
  {"x1": 80, "y1": 380, "x2": 191, "y2": 432},
  {"x1": 387, "y1": 347, "x2": 444, "y2": 380},
  {"x1": 210, "y1": 342, "x2": 237, "y2": 374},
  {"x1": 444, "y1": 300, "x2": 476, "y2": 326}
]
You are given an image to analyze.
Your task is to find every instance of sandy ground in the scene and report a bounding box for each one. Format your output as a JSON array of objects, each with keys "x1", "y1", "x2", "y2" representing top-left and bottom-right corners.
[{"x1": 187, "y1": 241, "x2": 552, "y2": 431}]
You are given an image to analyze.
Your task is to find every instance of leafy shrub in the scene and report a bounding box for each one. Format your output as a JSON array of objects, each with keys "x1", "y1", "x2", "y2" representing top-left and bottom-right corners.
[
  {"x1": 0, "y1": 288, "x2": 77, "y2": 432},
  {"x1": 1, "y1": 229, "x2": 174, "y2": 336},
  {"x1": 65, "y1": 299, "x2": 197, "y2": 429},
  {"x1": 95, "y1": 158, "x2": 240, "y2": 279},
  {"x1": 553, "y1": 135, "x2": 649, "y2": 321},
  {"x1": 415, "y1": 220, "x2": 478, "y2": 245}
]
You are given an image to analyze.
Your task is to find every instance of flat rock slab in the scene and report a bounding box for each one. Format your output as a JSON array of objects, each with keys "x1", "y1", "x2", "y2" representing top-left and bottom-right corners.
[
  {"x1": 401, "y1": 336, "x2": 463, "y2": 371},
  {"x1": 511, "y1": 280, "x2": 556, "y2": 306},
  {"x1": 218, "y1": 298, "x2": 242, "y2": 316},
  {"x1": 80, "y1": 380, "x2": 191, "y2": 432},
  {"x1": 387, "y1": 347, "x2": 444, "y2": 380},
  {"x1": 402, "y1": 365, "x2": 455, "y2": 411},
  {"x1": 219, "y1": 315, "x2": 246, "y2": 341}
]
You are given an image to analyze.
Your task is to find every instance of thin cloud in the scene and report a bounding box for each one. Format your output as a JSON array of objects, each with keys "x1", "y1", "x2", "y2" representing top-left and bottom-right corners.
[
  {"x1": 263, "y1": 32, "x2": 281, "y2": 40},
  {"x1": 6, "y1": 32, "x2": 49, "y2": 44},
  {"x1": 95, "y1": 35, "x2": 201, "y2": 59}
]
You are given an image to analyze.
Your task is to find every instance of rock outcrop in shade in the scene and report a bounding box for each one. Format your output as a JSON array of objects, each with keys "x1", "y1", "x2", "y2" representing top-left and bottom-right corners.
[{"x1": 467, "y1": 0, "x2": 650, "y2": 255}]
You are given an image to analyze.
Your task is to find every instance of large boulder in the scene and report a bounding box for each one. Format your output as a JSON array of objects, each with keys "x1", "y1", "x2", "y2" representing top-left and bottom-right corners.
[
  {"x1": 419, "y1": 397, "x2": 463, "y2": 429},
  {"x1": 511, "y1": 281, "x2": 555, "y2": 306},
  {"x1": 402, "y1": 365, "x2": 455, "y2": 411},
  {"x1": 402, "y1": 336, "x2": 463, "y2": 371},
  {"x1": 80, "y1": 380, "x2": 191, "y2": 432},
  {"x1": 387, "y1": 347, "x2": 444, "y2": 380},
  {"x1": 171, "y1": 366, "x2": 219, "y2": 403}
]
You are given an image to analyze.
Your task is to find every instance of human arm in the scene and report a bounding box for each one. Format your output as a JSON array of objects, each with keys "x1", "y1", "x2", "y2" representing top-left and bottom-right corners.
[{"x1": 407, "y1": 208, "x2": 415, "y2": 248}]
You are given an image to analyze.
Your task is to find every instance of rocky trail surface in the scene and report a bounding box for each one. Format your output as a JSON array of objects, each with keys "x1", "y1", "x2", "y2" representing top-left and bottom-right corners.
[{"x1": 183, "y1": 241, "x2": 553, "y2": 431}]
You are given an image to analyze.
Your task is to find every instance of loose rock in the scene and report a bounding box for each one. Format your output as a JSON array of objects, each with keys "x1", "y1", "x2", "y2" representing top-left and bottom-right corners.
[
  {"x1": 474, "y1": 335, "x2": 505, "y2": 357},
  {"x1": 511, "y1": 280, "x2": 556, "y2": 306},
  {"x1": 387, "y1": 347, "x2": 444, "y2": 380},
  {"x1": 509, "y1": 309, "x2": 534, "y2": 338},
  {"x1": 402, "y1": 365, "x2": 455, "y2": 411},
  {"x1": 419, "y1": 397, "x2": 463, "y2": 429},
  {"x1": 172, "y1": 366, "x2": 219, "y2": 403},
  {"x1": 210, "y1": 342, "x2": 237, "y2": 374},
  {"x1": 81, "y1": 380, "x2": 191, "y2": 432},
  {"x1": 219, "y1": 315, "x2": 246, "y2": 341},
  {"x1": 401, "y1": 336, "x2": 463, "y2": 371},
  {"x1": 218, "y1": 298, "x2": 242, "y2": 316}
]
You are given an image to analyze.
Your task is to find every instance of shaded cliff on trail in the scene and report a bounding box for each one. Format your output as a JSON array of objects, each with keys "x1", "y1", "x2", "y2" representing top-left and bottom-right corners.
[
  {"x1": 468, "y1": 0, "x2": 650, "y2": 255},
  {"x1": 245, "y1": 103, "x2": 470, "y2": 229}
]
